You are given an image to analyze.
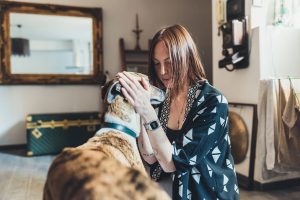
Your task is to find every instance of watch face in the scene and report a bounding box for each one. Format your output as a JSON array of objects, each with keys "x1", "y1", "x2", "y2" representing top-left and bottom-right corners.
[{"x1": 150, "y1": 121, "x2": 159, "y2": 130}]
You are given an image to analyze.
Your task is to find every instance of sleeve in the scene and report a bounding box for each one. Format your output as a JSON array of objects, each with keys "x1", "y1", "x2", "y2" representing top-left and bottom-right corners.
[
  {"x1": 149, "y1": 161, "x2": 165, "y2": 181},
  {"x1": 171, "y1": 93, "x2": 229, "y2": 173},
  {"x1": 172, "y1": 92, "x2": 239, "y2": 199}
]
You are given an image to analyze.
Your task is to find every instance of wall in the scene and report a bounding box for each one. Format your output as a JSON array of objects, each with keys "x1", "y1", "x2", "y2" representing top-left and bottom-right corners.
[
  {"x1": 213, "y1": 0, "x2": 299, "y2": 102},
  {"x1": 259, "y1": 26, "x2": 300, "y2": 79},
  {"x1": 212, "y1": 0, "x2": 300, "y2": 184},
  {"x1": 1, "y1": 0, "x2": 212, "y2": 145},
  {"x1": 212, "y1": 0, "x2": 260, "y2": 104}
]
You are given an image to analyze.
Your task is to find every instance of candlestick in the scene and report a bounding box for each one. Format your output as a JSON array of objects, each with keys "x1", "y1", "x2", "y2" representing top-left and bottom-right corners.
[{"x1": 132, "y1": 13, "x2": 143, "y2": 50}]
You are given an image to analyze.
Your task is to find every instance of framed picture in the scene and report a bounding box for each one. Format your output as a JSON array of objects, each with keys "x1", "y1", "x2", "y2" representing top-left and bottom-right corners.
[{"x1": 228, "y1": 103, "x2": 258, "y2": 189}]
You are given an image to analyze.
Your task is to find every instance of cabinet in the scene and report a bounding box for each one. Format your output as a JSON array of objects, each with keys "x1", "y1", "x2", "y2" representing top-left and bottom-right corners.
[{"x1": 119, "y1": 38, "x2": 149, "y2": 74}]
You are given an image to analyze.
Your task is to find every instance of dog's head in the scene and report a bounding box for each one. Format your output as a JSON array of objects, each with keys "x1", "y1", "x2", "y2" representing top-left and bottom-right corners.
[
  {"x1": 102, "y1": 72, "x2": 165, "y2": 107},
  {"x1": 100, "y1": 72, "x2": 165, "y2": 135}
]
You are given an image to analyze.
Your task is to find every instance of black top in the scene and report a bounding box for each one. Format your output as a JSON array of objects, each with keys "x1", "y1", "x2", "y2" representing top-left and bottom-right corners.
[{"x1": 166, "y1": 127, "x2": 183, "y2": 145}]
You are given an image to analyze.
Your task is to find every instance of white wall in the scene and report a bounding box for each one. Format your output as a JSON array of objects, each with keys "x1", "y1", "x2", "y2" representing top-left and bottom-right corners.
[
  {"x1": 1, "y1": 0, "x2": 211, "y2": 145},
  {"x1": 0, "y1": 86, "x2": 101, "y2": 145},
  {"x1": 212, "y1": 0, "x2": 260, "y2": 104},
  {"x1": 212, "y1": 0, "x2": 300, "y2": 104},
  {"x1": 260, "y1": 26, "x2": 300, "y2": 79},
  {"x1": 212, "y1": 0, "x2": 300, "y2": 184}
]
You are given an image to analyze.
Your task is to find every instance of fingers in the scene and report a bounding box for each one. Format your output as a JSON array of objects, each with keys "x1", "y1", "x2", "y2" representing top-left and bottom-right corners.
[
  {"x1": 118, "y1": 72, "x2": 146, "y2": 94},
  {"x1": 121, "y1": 88, "x2": 135, "y2": 105},
  {"x1": 118, "y1": 72, "x2": 137, "y2": 89},
  {"x1": 123, "y1": 71, "x2": 146, "y2": 90},
  {"x1": 117, "y1": 72, "x2": 139, "y2": 104},
  {"x1": 141, "y1": 77, "x2": 150, "y2": 91},
  {"x1": 117, "y1": 72, "x2": 150, "y2": 107},
  {"x1": 119, "y1": 78, "x2": 136, "y2": 99}
]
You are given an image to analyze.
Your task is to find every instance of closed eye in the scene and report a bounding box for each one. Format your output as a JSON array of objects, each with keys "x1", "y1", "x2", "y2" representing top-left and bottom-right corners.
[{"x1": 154, "y1": 61, "x2": 160, "y2": 66}]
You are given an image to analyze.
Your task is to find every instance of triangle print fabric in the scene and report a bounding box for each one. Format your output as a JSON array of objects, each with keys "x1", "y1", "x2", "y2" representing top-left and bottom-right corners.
[{"x1": 169, "y1": 81, "x2": 240, "y2": 200}]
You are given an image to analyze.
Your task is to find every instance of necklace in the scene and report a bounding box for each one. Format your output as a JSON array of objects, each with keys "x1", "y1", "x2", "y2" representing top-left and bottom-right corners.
[{"x1": 173, "y1": 98, "x2": 186, "y2": 129}]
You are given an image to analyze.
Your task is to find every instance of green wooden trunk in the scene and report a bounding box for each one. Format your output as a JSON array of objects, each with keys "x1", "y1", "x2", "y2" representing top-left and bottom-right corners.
[{"x1": 26, "y1": 112, "x2": 102, "y2": 156}]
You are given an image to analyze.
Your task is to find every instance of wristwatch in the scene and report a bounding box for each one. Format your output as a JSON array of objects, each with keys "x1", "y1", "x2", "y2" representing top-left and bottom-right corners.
[{"x1": 144, "y1": 120, "x2": 161, "y2": 131}]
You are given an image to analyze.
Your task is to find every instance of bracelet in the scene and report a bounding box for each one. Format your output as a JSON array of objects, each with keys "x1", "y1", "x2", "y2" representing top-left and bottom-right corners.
[{"x1": 142, "y1": 152, "x2": 154, "y2": 157}]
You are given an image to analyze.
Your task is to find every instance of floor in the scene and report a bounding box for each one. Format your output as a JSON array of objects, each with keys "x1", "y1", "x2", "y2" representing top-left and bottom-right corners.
[{"x1": 0, "y1": 149, "x2": 300, "y2": 200}]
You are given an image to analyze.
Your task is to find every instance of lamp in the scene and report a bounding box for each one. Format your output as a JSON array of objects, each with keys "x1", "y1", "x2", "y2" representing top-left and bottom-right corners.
[
  {"x1": 10, "y1": 24, "x2": 30, "y2": 57},
  {"x1": 11, "y1": 38, "x2": 30, "y2": 56}
]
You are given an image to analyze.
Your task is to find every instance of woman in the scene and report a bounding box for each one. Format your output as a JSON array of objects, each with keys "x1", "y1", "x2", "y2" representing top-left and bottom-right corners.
[{"x1": 118, "y1": 24, "x2": 239, "y2": 200}]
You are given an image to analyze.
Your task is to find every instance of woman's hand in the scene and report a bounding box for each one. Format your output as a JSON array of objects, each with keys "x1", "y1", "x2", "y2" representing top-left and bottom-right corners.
[
  {"x1": 117, "y1": 72, "x2": 175, "y2": 172},
  {"x1": 117, "y1": 71, "x2": 155, "y2": 121}
]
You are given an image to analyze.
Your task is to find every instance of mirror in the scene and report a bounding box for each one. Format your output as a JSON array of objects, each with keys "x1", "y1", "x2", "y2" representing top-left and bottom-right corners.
[{"x1": 0, "y1": 1, "x2": 105, "y2": 84}]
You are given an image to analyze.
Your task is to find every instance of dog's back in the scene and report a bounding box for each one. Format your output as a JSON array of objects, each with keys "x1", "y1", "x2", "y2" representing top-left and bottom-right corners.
[{"x1": 44, "y1": 132, "x2": 170, "y2": 200}]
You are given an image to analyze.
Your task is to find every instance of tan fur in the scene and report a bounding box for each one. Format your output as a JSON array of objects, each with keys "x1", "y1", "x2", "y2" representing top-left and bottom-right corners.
[
  {"x1": 78, "y1": 132, "x2": 143, "y2": 170},
  {"x1": 108, "y1": 96, "x2": 135, "y2": 123},
  {"x1": 43, "y1": 74, "x2": 170, "y2": 200}
]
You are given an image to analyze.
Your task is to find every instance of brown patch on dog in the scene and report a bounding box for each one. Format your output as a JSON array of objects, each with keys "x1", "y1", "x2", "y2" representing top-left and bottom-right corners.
[{"x1": 44, "y1": 131, "x2": 170, "y2": 200}]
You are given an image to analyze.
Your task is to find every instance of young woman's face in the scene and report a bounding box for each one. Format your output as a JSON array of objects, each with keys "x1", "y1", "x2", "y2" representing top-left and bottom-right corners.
[{"x1": 153, "y1": 41, "x2": 173, "y2": 88}]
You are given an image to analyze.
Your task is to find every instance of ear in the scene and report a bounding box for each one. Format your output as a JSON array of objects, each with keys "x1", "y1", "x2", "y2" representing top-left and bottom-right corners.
[
  {"x1": 150, "y1": 85, "x2": 166, "y2": 105},
  {"x1": 106, "y1": 81, "x2": 123, "y2": 103},
  {"x1": 101, "y1": 79, "x2": 114, "y2": 100}
]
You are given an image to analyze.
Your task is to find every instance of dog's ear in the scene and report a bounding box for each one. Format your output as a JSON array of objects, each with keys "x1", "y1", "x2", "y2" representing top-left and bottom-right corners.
[
  {"x1": 150, "y1": 85, "x2": 166, "y2": 106},
  {"x1": 101, "y1": 79, "x2": 114, "y2": 101}
]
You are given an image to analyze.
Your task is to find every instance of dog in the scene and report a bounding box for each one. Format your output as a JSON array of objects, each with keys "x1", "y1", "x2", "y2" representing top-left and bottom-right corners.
[{"x1": 43, "y1": 72, "x2": 170, "y2": 200}]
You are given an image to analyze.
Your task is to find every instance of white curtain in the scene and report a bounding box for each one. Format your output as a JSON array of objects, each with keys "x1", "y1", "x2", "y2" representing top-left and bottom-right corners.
[{"x1": 258, "y1": 79, "x2": 300, "y2": 180}]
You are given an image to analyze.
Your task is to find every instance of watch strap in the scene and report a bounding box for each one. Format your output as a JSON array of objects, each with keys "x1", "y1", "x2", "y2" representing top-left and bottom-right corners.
[{"x1": 144, "y1": 120, "x2": 161, "y2": 131}]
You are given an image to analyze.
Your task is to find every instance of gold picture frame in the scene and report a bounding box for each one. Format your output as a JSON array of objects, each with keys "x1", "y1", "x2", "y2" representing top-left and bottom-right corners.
[{"x1": 0, "y1": 1, "x2": 105, "y2": 85}]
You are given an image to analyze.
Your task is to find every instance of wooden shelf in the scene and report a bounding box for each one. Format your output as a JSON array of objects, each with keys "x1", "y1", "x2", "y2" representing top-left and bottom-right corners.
[
  {"x1": 125, "y1": 61, "x2": 148, "y2": 65},
  {"x1": 119, "y1": 38, "x2": 149, "y2": 74},
  {"x1": 124, "y1": 50, "x2": 148, "y2": 54}
]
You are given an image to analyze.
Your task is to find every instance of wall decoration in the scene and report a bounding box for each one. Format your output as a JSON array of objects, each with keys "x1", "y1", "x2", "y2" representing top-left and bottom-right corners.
[
  {"x1": 0, "y1": 1, "x2": 105, "y2": 85},
  {"x1": 228, "y1": 103, "x2": 258, "y2": 189}
]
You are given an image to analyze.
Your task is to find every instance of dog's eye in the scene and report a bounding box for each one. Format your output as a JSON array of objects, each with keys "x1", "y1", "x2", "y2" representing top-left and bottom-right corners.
[
  {"x1": 111, "y1": 83, "x2": 122, "y2": 96},
  {"x1": 115, "y1": 83, "x2": 122, "y2": 93}
]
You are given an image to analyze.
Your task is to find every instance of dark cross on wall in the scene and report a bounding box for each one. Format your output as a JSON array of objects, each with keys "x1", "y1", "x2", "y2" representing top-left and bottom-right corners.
[{"x1": 132, "y1": 14, "x2": 143, "y2": 50}]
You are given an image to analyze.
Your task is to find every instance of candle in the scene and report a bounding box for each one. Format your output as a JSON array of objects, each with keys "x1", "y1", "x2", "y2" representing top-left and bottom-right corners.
[{"x1": 136, "y1": 14, "x2": 139, "y2": 30}]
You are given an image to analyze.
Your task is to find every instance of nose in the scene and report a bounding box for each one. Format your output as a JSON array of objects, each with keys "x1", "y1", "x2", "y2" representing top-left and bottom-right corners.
[{"x1": 159, "y1": 64, "x2": 166, "y2": 75}]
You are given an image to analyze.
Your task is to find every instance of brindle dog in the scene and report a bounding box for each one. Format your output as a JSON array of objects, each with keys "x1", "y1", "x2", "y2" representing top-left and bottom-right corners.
[{"x1": 43, "y1": 73, "x2": 170, "y2": 200}]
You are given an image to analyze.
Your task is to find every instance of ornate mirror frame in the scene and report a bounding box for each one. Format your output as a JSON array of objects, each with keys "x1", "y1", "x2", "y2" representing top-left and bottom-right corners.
[{"x1": 0, "y1": 1, "x2": 105, "y2": 85}]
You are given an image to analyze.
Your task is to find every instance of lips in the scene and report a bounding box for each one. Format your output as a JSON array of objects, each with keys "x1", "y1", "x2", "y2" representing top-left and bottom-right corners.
[{"x1": 161, "y1": 77, "x2": 170, "y2": 82}]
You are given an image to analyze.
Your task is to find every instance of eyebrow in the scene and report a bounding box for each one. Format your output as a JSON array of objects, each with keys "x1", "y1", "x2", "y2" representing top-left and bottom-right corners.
[{"x1": 153, "y1": 57, "x2": 170, "y2": 62}]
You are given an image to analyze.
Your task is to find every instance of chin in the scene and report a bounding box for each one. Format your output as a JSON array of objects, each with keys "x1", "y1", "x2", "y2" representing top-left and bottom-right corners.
[{"x1": 163, "y1": 82, "x2": 173, "y2": 89}]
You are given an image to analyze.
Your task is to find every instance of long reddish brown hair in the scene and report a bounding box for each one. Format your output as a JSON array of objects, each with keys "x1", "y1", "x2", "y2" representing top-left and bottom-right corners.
[{"x1": 148, "y1": 24, "x2": 206, "y2": 98}]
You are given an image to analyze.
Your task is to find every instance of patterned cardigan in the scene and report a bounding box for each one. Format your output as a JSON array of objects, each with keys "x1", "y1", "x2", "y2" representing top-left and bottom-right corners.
[{"x1": 150, "y1": 80, "x2": 240, "y2": 200}]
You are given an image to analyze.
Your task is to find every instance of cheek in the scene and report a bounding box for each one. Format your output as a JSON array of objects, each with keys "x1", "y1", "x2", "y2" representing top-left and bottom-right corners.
[
  {"x1": 154, "y1": 67, "x2": 161, "y2": 77},
  {"x1": 164, "y1": 64, "x2": 172, "y2": 75}
]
